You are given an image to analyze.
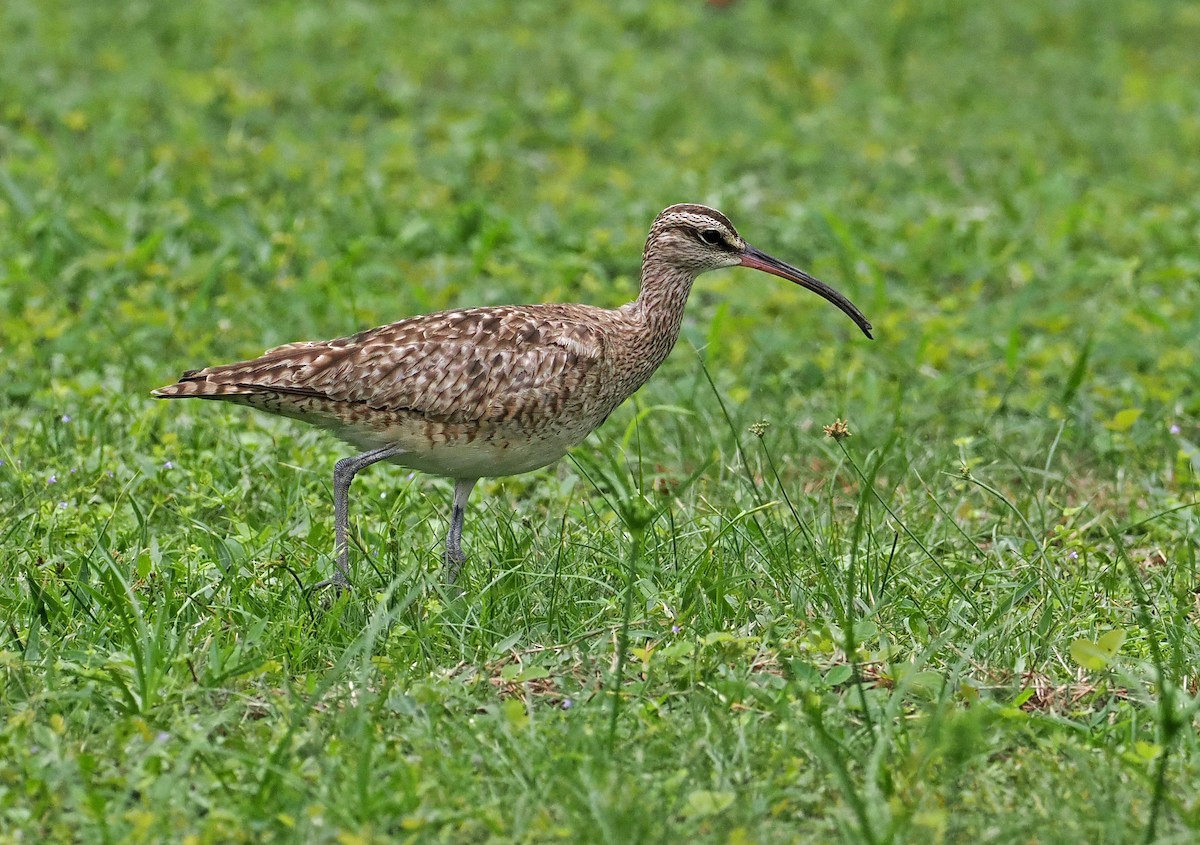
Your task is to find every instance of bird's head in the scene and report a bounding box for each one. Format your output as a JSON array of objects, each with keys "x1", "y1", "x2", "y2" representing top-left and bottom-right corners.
[{"x1": 645, "y1": 203, "x2": 873, "y2": 339}]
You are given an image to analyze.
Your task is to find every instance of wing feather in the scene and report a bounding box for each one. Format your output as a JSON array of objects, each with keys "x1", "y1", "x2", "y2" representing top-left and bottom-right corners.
[{"x1": 171, "y1": 305, "x2": 609, "y2": 422}]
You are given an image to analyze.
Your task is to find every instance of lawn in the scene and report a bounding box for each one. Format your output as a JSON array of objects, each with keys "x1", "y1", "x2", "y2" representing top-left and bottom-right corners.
[{"x1": 2, "y1": 0, "x2": 1199, "y2": 842}]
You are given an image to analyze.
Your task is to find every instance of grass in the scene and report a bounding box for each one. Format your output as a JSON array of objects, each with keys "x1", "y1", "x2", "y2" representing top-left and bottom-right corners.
[{"x1": 2, "y1": 0, "x2": 1199, "y2": 841}]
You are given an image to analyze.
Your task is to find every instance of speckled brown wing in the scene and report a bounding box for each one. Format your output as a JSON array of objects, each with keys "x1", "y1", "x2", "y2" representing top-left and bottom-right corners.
[{"x1": 154, "y1": 304, "x2": 611, "y2": 424}]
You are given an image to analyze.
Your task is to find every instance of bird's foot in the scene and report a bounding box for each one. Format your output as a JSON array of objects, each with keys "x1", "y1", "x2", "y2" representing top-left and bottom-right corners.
[
  {"x1": 441, "y1": 549, "x2": 466, "y2": 585},
  {"x1": 308, "y1": 570, "x2": 352, "y2": 593}
]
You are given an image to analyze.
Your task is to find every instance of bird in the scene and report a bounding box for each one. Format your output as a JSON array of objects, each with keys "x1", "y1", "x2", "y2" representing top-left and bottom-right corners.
[{"x1": 153, "y1": 204, "x2": 873, "y2": 588}]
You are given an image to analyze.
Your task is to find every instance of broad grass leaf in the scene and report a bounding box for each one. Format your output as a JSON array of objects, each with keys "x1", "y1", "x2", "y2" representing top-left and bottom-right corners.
[
  {"x1": 1096, "y1": 628, "x2": 1127, "y2": 655},
  {"x1": 1069, "y1": 639, "x2": 1110, "y2": 670},
  {"x1": 1103, "y1": 408, "x2": 1142, "y2": 432},
  {"x1": 1070, "y1": 629, "x2": 1124, "y2": 670},
  {"x1": 683, "y1": 790, "x2": 735, "y2": 819}
]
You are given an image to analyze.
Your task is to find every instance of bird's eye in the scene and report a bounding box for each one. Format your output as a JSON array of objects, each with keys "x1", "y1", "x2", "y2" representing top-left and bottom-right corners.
[{"x1": 698, "y1": 229, "x2": 723, "y2": 246}]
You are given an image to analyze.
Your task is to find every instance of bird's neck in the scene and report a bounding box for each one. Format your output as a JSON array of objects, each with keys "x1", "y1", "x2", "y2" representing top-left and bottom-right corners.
[
  {"x1": 632, "y1": 260, "x2": 697, "y2": 330},
  {"x1": 615, "y1": 261, "x2": 698, "y2": 390}
]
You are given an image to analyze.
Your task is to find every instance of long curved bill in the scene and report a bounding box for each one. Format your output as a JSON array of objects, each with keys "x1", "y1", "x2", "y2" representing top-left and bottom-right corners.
[{"x1": 740, "y1": 244, "x2": 873, "y2": 339}]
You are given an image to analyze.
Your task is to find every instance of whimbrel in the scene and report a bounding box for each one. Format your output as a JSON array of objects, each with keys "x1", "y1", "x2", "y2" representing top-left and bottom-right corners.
[{"x1": 153, "y1": 204, "x2": 873, "y2": 587}]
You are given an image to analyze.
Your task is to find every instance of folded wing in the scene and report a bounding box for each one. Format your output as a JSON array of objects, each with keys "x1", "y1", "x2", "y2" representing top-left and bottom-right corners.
[{"x1": 152, "y1": 305, "x2": 609, "y2": 424}]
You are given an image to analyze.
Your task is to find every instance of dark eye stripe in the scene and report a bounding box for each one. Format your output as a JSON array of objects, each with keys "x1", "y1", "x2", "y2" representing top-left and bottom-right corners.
[{"x1": 698, "y1": 229, "x2": 724, "y2": 246}]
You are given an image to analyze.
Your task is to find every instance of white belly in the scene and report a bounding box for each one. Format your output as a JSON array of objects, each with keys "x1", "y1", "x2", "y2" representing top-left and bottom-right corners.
[
  {"x1": 387, "y1": 431, "x2": 582, "y2": 477},
  {"x1": 328, "y1": 412, "x2": 603, "y2": 479}
]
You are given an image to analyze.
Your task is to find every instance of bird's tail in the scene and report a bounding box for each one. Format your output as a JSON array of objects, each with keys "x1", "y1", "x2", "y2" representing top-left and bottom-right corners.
[{"x1": 151, "y1": 371, "x2": 257, "y2": 399}]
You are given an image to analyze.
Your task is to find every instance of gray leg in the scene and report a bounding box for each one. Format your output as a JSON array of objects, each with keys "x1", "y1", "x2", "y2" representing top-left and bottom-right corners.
[
  {"x1": 312, "y1": 445, "x2": 402, "y2": 590},
  {"x1": 442, "y1": 478, "x2": 478, "y2": 584}
]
